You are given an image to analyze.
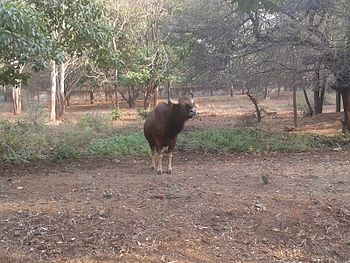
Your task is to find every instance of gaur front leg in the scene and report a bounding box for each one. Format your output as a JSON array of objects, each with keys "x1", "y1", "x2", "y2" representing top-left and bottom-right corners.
[{"x1": 167, "y1": 137, "x2": 177, "y2": 174}]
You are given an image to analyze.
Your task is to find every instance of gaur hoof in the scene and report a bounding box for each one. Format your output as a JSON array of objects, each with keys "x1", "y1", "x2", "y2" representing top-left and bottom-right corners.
[
  {"x1": 157, "y1": 170, "x2": 162, "y2": 175},
  {"x1": 151, "y1": 167, "x2": 155, "y2": 171},
  {"x1": 166, "y1": 170, "x2": 172, "y2": 174}
]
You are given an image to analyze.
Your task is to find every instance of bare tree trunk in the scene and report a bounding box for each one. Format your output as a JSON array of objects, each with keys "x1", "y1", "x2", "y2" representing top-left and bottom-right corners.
[
  {"x1": 246, "y1": 92, "x2": 261, "y2": 122},
  {"x1": 113, "y1": 89, "x2": 119, "y2": 109},
  {"x1": 143, "y1": 89, "x2": 150, "y2": 110},
  {"x1": 12, "y1": 85, "x2": 21, "y2": 115},
  {"x1": 293, "y1": 78, "x2": 298, "y2": 127},
  {"x1": 56, "y1": 62, "x2": 67, "y2": 120},
  {"x1": 277, "y1": 86, "x2": 281, "y2": 97},
  {"x1": 264, "y1": 87, "x2": 268, "y2": 99},
  {"x1": 50, "y1": 60, "x2": 58, "y2": 122},
  {"x1": 302, "y1": 87, "x2": 313, "y2": 116},
  {"x1": 11, "y1": 65, "x2": 24, "y2": 115},
  {"x1": 341, "y1": 87, "x2": 350, "y2": 132},
  {"x1": 152, "y1": 86, "x2": 159, "y2": 107},
  {"x1": 113, "y1": 69, "x2": 119, "y2": 109},
  {"x1": 90, "y1": 90, "x2": 94, "y2": 104},
  {"x1": 313, "y1": 68, "x2": 325, "y2": 115},
  {"x1": 230, "y1": 86, "x2": 233, "y2": 97},
  {"x1": 336, "y1": 90, "x2": 341, "y2": 112},
  {"x1": 105, "y1": 89, "x2": 108, "y2": 102}
]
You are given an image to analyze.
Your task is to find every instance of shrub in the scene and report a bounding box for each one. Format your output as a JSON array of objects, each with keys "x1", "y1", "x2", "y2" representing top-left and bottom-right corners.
[
  {"x1": 76, "y1": 114, "x2": 110, "y2": 133},
  {"x1": 137, "y1": 107, "x2": 149, "y2": 120},
  {"x1": 87, "y1": 132, "x2": 149, "y2": 157},
  {"x1": 110, "y1": 108, "x2": 122, "y2": 121},
  {"x1": 26, "y1": 101, "x2": 46, "y2": 125}
]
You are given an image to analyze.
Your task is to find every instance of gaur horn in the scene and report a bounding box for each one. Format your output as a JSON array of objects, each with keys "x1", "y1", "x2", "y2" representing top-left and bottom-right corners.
[
  {"x1": 190, "y1": 90, "x2": 194, "y2": 103},
  {"x1": 168, "y1": 83, "x2": 179, "y2": 105}
]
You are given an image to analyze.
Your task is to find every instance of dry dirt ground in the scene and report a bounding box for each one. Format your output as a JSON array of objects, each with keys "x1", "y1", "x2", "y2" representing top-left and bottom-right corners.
[
  {"x1": 1, "y1": 94, "x2": 350, "y2": 262},
  {"x1": 1, "y1": 153, "x2": 350, "y2": 263}
]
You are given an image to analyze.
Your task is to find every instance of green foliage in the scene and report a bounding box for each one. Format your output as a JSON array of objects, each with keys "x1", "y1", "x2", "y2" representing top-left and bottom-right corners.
[
  {"x1": 137, "y1": 107, "x2": 150, "y2": 120},
  {"x1": 0, "y1": 118, "x2": 345, "y2": 163},
  {"x1": 178, "y1": 128, "x2": 340, "y2": 153},
  {"x1": 0, "y1": 0, "x2": 51, "y2": 84},
  {"x1": 76, "y1": 114, "x2": 111, "y2": 133},
  {"x1": 110, "y1": 108, "x2": 122, "y2": 121},
  {"x1": 54, "y1": 144, "x2": 80, "y2": 160},
  {"x1": 26, "y1": 101, "x2": 46, "y2": 125},
  {"x1": 87, "y1": 133, "x2": 149, "y2": 157}
]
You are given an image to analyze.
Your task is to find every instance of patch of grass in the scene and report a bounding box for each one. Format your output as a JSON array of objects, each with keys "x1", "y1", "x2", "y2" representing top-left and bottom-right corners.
[
  {"x1": 0, "y1": 118, "x2": 346, "y2": 163},
  {"x1": 137, "y1": 107, "x2": 150, "y2": 120},
  {"x1": 178, "y1": 127, "x2": 342, "y2": 153},
  {"x1": 110, "y1": 108, "x2": 122, "y2": 121},
  {"x1": 76, "y1": 113, "x2": 111, "y2": 133},
  {"x1": 87, "y1": 132, "x2": 149, "y2": 157}
]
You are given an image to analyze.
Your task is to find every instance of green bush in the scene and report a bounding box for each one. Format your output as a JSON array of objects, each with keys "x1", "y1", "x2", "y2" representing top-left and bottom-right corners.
[
  {"x1": 0, "y1": 118, "x2": 345, "y2": 163},
  {"x1": 76, "y1": 114, "x2": 110, "y2": 133},
  {"x1": 87, "y1": 132, "x2": 149, "y2": 157},
  {"x1": 137, "y1": 107, "x2": 149, "y2": 120},
  {"x1": 26, "y1": 101, "x2": 46, "y2": 125},
  {"x1": 178, "y1": 127, "x2": 340, "y2": 153},
  {"x1": 110, "y1": 108, "x2": 122, "y2": 121}
]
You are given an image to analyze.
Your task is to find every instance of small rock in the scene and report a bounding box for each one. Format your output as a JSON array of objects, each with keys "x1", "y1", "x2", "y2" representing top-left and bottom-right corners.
[
  {"x1": 17, "y1": 187, "x2": 24, "y2": 190},
  {"x1": 99, "y1": 210, "x2": 106, "y2": 216},
  {"x1": 14, "y1": 231, "x2": 21, "y2": 237},
  {"x1": 103, "y1": 191, "x2": 113, "y2": 198}
]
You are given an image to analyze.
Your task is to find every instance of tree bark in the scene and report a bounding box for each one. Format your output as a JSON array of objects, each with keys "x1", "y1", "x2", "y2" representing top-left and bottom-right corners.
[
  {"x1": 336, "y1": 90, "x2": 341, "y2": 112},
  {"x1": 90, "y1": 90, "x2": 94, "y2": 104},
  {"x1": 293, "y1": 77, "x2": 297, "y2": 127},
  {"x1": 246, "y1": 92, "x2": 261, "y2": 122},
  {"x1": 11, "y1": 65, "x2": 24, "y2": 115},
  {"x1": 313, "y1": 69, "x2": 325, "y2": 115},
  {"x1": 113, "y1": 69, "x2": 119, "y2": 109},
  {"x1": 12, "y1": 85, "x2": 21, "y2": 115},
  {"x1": 56, "y1": 62, "x2": 67, "y2": 120},
  {"x1": 152, "y1": 86, "x2": 159, "y2": 107},
  {"x1": 302, "y1": 87, "x2": 313, "y2": 116},
  {"x1": 143, "y1": 90, "x2": 150, "y2": 110},
  {"x1": 341, "y1": 87, "x2": 350, "y2": 132},
  {"x1": 264, "y1": 86, "x2": 268, "y2": 99},
  {"x1": 50, "y1": 60, "x2": 58, "y2": 122}
]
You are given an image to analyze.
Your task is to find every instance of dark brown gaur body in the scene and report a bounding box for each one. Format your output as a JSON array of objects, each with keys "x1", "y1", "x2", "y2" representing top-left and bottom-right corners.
[{"x1": 143, "y1": 95, "x2": 196, "y2": 174}]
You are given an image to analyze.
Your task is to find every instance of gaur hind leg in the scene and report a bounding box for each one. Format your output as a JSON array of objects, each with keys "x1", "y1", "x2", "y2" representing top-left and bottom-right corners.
[
  {"x1": 155, "y1": 145, "x2": 163, "y2": 175},
  {"x1": 150, "y1": 146, "x2": 156, "y2": 171},
  {"x1": 166, "y1": 137, "x2": 177, "y2": 174}
]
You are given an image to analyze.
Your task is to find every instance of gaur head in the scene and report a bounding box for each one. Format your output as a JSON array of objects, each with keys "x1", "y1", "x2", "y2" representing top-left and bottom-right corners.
[{"x1": 168, "y1": 92, "x2": 197, "y2": 119}]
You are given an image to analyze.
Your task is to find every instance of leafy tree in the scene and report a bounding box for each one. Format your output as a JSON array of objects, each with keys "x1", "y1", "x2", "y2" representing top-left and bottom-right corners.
[
  {"x1": 28, "y1": 0, "x2": 112, "y2": 121},
  {"x1": 0, "y1": 0, "x2": 51, "y2": 114}
]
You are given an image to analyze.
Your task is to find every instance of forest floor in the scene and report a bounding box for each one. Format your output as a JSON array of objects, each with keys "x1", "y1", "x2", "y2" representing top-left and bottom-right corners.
[{"x1": 1, "y1": 93, "x2": 350, "y2": 262}]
